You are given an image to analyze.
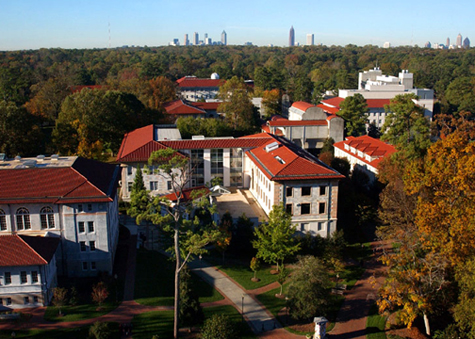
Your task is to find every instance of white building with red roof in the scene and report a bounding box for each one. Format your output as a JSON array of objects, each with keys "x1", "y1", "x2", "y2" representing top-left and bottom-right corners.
[
  {"x1": 176, "y1": 75, "x2": 223, "y2": 102},
  {"x1": 333, "y1": 135, "x2": 396, "y2": 182},
  {"x1": 117, "y1": 125, "x2": 344, "y2": 236},
  {"x1": 0, "y1": 156, "x2": 120, "y2": 280},
  {"x1": 263, "y1": 101, "x2": 344, "y2": 151},
  {"x1": 0, "y1": 235, "x2": 60, "y2": 308}
]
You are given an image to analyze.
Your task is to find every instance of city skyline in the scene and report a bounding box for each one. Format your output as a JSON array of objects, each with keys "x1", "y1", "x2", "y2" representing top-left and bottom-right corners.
[{"x1": 1, "y1": 0, "x2": 475, "y2": 51}]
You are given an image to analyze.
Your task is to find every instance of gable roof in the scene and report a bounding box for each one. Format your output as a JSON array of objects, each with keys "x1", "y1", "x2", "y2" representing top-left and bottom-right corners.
[
  {"x1": 176, "y1": 76, "x2": 223, "y2": 88},
  {"x1": 191, "y1": 102, "x2": 221, "y2": 111},
  {"x1": 247, "y1": 135, "x2": 344, "y2": 181},
  {"x1": 0, "y1": 235, "x2": 60, "y2": 267},
  {"x1": 164, "y1": 100, "x2": 207, "y2": 115},
  {"x1": 291, "y1": 101, "x2": 315, "y2": 112},
  {"x1": 333, "y1": 135, "x2": 396, "y2": 168},
  {"x1": 0, "y1": 157, "x2": 119, "y2": 204}
]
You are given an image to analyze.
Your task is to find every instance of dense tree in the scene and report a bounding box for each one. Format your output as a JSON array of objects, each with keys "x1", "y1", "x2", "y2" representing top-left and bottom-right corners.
[
  {"x1": 200, "y1": 314, "x2": 237, "y2": 339},
  {"x1": 176, "y1": 117, "x2": 231, "y2": 139},
  {"x1": 127, "y1": 166, "x2": 150, "y2": 220},
  {"x1": 381, "y1": 93, "x2": 431, "y2": 159},
  {"x1": 445, "y1": 76, "x2": 475, "y2": 113},
  {"x1": 337, "y1": 94, "x2": 368, "y2": 137},
  {"x1": 261, "y1": 89, "x2": 281, "y2": 118},
  {"x1": 252, "y1": 204, "x2": 300, "y2": 272},
  {"x1": 25, "y1": 78, "x2": 70, "y2": 122},
  {"x1": 454, "y1": 257, "x2": 475, "y2": 338},
  {"x1": 286, "y1": 255, "x2": 332, "y2": 320},
  {"x1": 179, "y1": 265, "x2": 204, "y2": 328}
]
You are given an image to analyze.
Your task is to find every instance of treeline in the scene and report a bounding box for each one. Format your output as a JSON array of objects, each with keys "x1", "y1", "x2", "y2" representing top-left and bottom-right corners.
[{"x1": 1, "y1": 45, "x2": 475, "y2": 158}]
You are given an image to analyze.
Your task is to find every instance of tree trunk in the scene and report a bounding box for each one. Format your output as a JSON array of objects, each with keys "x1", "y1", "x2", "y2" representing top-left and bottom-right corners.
[
  {"x1": 174, "y1": 226, "x2": 181, "y2": 338},
  {"x1": 423, "y1": 312, "x2": 430, "y2": 337}
]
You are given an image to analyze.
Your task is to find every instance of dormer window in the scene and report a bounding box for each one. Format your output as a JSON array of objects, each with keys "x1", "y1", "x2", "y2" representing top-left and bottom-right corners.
[{"x1": 275, "y1": 156, "x2": 285, "y2": 164}]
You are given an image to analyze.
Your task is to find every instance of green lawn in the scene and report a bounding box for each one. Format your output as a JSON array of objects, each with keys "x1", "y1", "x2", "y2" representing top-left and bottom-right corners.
[
  {"x1": 134, "y1": 249, "x2": 223, "y2": 306},
  {"x1": 0, "y1": 323, "x2": 119, "y2": 339},
  {"x1": 43, "y1": 303, "x2": 118, "y2": 322},
  {"x1": 212, "y1": 263, "x2": 283, "y2": 290},
  {"x1": 367, "y1": 304, "x2": 387, "y2": 339},
  {"x1": 132, "y1": 305, "x2": 257, "y2": 339}
]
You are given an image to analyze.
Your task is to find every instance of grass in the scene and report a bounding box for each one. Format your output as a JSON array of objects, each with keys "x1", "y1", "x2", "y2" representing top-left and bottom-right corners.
[
  {"x1": 43, "y1": 303, "x2": 118, "y2": 322},
  {"x1": 134, "y1": 249, "x2": 223, "y2": 306},
  {"x1": 367, "y1": 303, "x2": 387, "y2": 339},
  {"x1": 0, "y1": 323, "x2": 119, "y2": 339},
  {"x1": 131, "y1": 305, "x2": 257, "y2": 339}
]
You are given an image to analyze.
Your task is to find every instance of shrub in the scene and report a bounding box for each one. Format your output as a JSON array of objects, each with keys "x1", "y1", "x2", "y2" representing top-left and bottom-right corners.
[{"x1": 200, "y1": 314, "x2": 237, "y2": 339}]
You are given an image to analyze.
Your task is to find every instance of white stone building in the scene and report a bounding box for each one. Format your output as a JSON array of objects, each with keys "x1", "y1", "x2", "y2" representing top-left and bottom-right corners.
[{"x1": 176, "y1": 75, "x2": 222, "y2": 102}]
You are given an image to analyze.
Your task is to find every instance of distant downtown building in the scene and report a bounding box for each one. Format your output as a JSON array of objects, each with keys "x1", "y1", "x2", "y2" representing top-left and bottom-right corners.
[
  {"x1": 184, "y1": 34, "x2": 189, "y2": 46},
  {"x1": 221, "y1": 30, "x2": 227, "y2": 45},
  {"x1": 306, "y1": 34, "x2": 314, "y2": 46},
  {"x1": 463, "y1": 37, "x2": 470, "y2": 48},
  {"x1": 456, "y1": 33, "x2": 463, "y2": 47},
  {"x1": 289, "y1": 26, "x2": 295, "y2": 47},
  {"x1": 193, "y1": 32, "x2": 199, "y2": 45}
]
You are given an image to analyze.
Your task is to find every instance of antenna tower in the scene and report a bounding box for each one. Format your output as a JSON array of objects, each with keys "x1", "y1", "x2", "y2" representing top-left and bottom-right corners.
[{"x1": 108, "y1": 21, "x2": 111, "y2": 48}]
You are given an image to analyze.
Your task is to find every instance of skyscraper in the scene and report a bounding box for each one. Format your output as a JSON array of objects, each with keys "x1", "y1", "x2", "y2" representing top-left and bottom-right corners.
[
  {"x1": 193, "y1": 32, "x2": 199, "y2": 45},
  {"x1": 289, "y1": 26, "x2": 295, "y2": 47},
  {"x1": 463, "y1": 37, "x2": 470, "y2": 49},
  {"x1": 184, "y1": 34, "x2": 189, "y2": 46},
  {"x1": 306, "y1": 34, "x2": 314, "y2": 46},
  {"x1": 446, "y1": 37, "x2": 450, "y2": 47},
  {"x1": 221, "y1": 30, "x2": 227, "y2": 45},
  {"x1": 456, "y1": 33, "x2": 463, "y2": 47}
]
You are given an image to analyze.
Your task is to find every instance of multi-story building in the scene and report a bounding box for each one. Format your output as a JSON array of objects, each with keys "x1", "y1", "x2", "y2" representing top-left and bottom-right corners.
[
  {"x1": 262, "y1": 101, "x2": 344, "y2": 151},
  {"x1": 116, "y1": 126, "x2": 344, "y2": 236},
  {"x1": 221, "y1": 30, "x2": 227, "y2": 45},
  {"x1": 0, "y1": 156, "x2": 120, "y2": 279},
  {"x1": 456, "y1": 33, "x2": 463, "y2": 47},
  {"x1": 0, "y1": 235, "x2": 60, "y2": 308},
  {"x1": 193, "y1": 32, "x2": 199, "y2": 45},
  {"x1": 333, "y1": 135, "x2": 396, "y2": 183},
  {"x1": 289, "y1": 26, "x2": 295, "y2": 47},
  {"x1": 184, "y1": 34, "x2": 189, "y2": 46},
  {"x1": 306, "y1": 34, "x2": 314, "y2": 46},
  {"x1": 176, "y1": 75, "x2": 223, "y2": 102}
]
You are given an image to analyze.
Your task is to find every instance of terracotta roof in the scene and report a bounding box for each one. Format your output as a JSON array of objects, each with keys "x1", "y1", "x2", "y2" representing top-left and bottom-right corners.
[
  {"x1": 247, "y1": 135, "x2": 344, "y2": 181},
  {"x1": 191, "y1": 102, "x2": 221, "y2": 110},
  {"x1": 333, "y1": 135, "x2": 396, "y2": 168},
  {"x1": 0, "y1": 158, "x2": 119, "y2": 204},
  {"x1": 176, "y1": 77, "x2": 223, "y2": 88},
  {"x1": 240, "y1": 132, "x2": 273, "y2": 139},
  {"x1": 291, "y1": 101, "x2": 315, "y2": 111},
  {"x1": 317, "y1": 104, "x2": 340, "y2": 114},
  {"x1": 321, "y1": 97, "x2": 344, "y2": 108},
  {"x1": 267, "y1": 120, "x2": 328, "y2": 127},
  {"x1": 0, "y1": 235, "x2": 60, "y2": 267},
  {"x1": 163, "y1": 186, "x2": 209, "y2": 202},
  {"x1": 116, "y1": 125, "x2": 156, "y2": 162},
  {"x1": 320, "y1": 97, "x2": 391, "y2": 110},
  {"x1": 164, "y1": 100, "x2": 207, "y2": 115},
  {"x1": 161, "y1": 138, "x2": 270, "y2": 150},
  {"x1": 366, "y1": 99, "x2": 391, "y2": 108}
]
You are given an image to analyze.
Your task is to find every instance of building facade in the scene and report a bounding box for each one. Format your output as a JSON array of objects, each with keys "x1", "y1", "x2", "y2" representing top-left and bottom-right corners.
[{"x1": 176, "y1": 76, "x2": 222, "y2": 102}]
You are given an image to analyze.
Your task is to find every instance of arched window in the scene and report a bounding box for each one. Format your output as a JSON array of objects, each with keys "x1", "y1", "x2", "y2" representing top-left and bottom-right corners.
[
  {"x1": 40, "y1": 207, "x2": 55, "y2": 229},
  {"x1": 0, "y1": 209, "x2": 7, "y2": 231},
  {"x1": 16, "y1": 208, "x2": 31, "y2": 230}
]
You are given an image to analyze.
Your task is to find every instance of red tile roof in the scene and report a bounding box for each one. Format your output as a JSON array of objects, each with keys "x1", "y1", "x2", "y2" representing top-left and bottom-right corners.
[
  {"x1": 321, "y1": 97, "x2": 344, "y2": 108},
  {"x1": 366, "y1": 99, "x2": 391, "y2": 108},
  {"x1": 0, "y1": 158, "x2": 119, "y2": 204},
  {"x1": 247, "y1": 135, "x2": 344, "y2": 181},
  {"x1": 317, "y1": 104, "x2": 340, "y2": 114},
  {"x1": 0, "y1": 235, "x2": 60, "y2": 267},
  {"x1": 176, "y1": 77, "x2": 223, "y2": 88},
  {"x1": 164, "y1": 100, "x2": 207, "y2": 115},
  {"x1": 267, "y1": 120, "x2": 328, "y2": 127},
  {"x1": 333, "y1": 135, "x2": 396, "y2": 168},
  {"x1": 161, "y1": 138, "x2": 270, "y2": 150},
  {"x1": 163, "y1": 186, "x2": 209, "y2": 202},
  {"x1": 320, "y1": 97, "x2": 391, "y2": 110},
  {"x1": 291, "y1": 101, "x2": 315, "y2": 111},
  {"x1": 191, "y1": 102, "x2": 221, "y2": 110}
]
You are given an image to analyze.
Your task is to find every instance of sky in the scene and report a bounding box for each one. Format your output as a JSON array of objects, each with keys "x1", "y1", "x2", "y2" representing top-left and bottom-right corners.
[{"x1": 1, "y1": 0, "x2": 474, "y2": 51}]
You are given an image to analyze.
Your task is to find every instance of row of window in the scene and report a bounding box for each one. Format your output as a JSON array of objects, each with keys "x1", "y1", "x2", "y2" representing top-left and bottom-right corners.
[
  {"x1": 78, "y1": 221, "x2": 94, "y2": 233},
  {"x1": 0, "y1": 207, "x2": 55, "y2": 231},
  {"x1": 2, "y1": 270, "x2": 38, "y2": 285},
  {"x1": 286, "y1": 186, "x2": 327, "y2": 197},
  {"x1": 82, "y1": 261, "x2": 97, "y2": 271},
  {"x1": 0, "y1": 296, "x2": 39, "y2": 306},
  {"x1": 286, "y1": 202, "x2": 326, "y2": 215},
  {"x1": 127, "y1": 181, "x2": 172, "y2": 192},
  {"x1": 80, "y1": 241, "x2": 96, "y2": 252}
]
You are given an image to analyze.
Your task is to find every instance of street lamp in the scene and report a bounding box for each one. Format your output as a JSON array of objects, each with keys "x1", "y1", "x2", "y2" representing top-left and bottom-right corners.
[{"x1": 241, "y1": 294, "x2": 245, "y2": 322}]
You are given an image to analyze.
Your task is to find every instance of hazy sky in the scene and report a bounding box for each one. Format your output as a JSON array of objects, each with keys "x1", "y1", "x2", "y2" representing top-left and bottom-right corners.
[{"x1": 1, "y1": 0, "x2": 473, "y2": 50}]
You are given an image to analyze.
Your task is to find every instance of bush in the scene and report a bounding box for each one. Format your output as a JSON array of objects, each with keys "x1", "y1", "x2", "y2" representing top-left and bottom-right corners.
[
  {"x1": 89, "y1": 321, "x2": 116, "y2": 339},
  {"x1": 200, "y1": 314, "x2": 237, "y2": 339}
]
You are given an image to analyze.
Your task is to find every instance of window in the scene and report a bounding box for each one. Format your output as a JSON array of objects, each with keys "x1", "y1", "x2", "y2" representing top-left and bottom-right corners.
[
  {"x1": 301, "y1": 187, "x2": 311, "y2": 196},
  {"x1": 286, "y1": 187, "x2": 293, "y2": 197},
  {"x1": 89, "y1": 241, "x2": 96, "y2": 251},
  {"x1": 31, "y1": 271, "x2": 38, "y2": 283},
  {"x1": 301, "y1": 203, "x2": 311, "y2": 215},
  {"x1": 82, "y1": 262, "x2": 88, "y2": 270},
  {"x1": 319, "y1": 202, "x2": 326, "y2": 214},
  {"x1": 16, "y1": 208, "x2": 31, "y2": 230},
  {"x1": 5, "y1": 272, "x2": 11, "y2": 285},
  {"x1": 128, "y1": 182, "x2": 133, "y2": 192},
  {"x1": 91, "y1": 262, "x2": 97, "y2": 270},
  {"x1": 127, "y1": 166, "x2": 133, "y2": 175},
  {"x1": 286, "y1": 204, "x2": 293, "y2": 215},
  {"x1": 167, "y1": 181, "x2": 172, "y2": 190},
  {"x1": 150, "y1": 181, "x2": 158, "y2": 191},
  {"x1": 210, "y1": 149, "x2": 224, "y2": 178},
  {"x1": 80, "y1": 241, "x2": 86, "y2": 252},
  {"x1": 318, "y1": 222, "x2": 323, "y2": 231},
  {"x1": 6, "y1": 298, "x2": 11, "y2": 306},
  {"x1": 87, "y1": 204, "x2": 92, "y2": 211},
  {"x1": 78, "y1": 204, "x2": 83, "y2": 212},
  {"x1": 0, "y1": 209, "x2": 6, "y2": 231},
  {"x1": 78, "y1": 221, "x2": 85, "y2": 233},
  {"x1": 88, "y1": 221, "x2": 94, "y2": 233},
  {"x1": 20, "y1": 271, "x2": 27, "y2": 284},
  {"x1": 300, "y1": 223, "x2": 309, "y2": 232},
  {"x1": 40, "y1": 207, "x2": 55, "y2": 229},
  {"x1": 320, "y1": 186, "x2": 326, "y2": 196},
  {"x1": 33, "y1": 296, "x2": 39, "y2": 303},
  {"x1": 0, "y1": 298, "x2": 2, "y2": 305},
  {"x1": 24, "y1": 297, "x2": 29, "y2": 305}
]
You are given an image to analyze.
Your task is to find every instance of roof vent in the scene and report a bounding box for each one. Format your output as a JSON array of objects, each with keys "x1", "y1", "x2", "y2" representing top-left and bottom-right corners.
[
  {"x1": 37, "y1": 155, "x2": 45, "y2": 162},
  {"x1": 265, "y1": 142, "x2": 279, "y2": 153},
  {"x1": 51, "y1": 154, "x2": 59, "y2": 161},
  {"x1": 14, "y1": 155, "x2": 21, "y2": 162},
  {"x1": 192, "y1": 135, "x2": 205, "y2": 140},
  {"x1": 275, "y1": 156, "x2": 285, "y2": 164},
  {"x1": 24, "y1": 160, "x2": 37, "y2": 168}
]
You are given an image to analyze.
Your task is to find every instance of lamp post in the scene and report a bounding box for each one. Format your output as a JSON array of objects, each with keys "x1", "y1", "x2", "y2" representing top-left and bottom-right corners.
[{"x1": 241, "y1": 294, "x2": 245, "y2": 322}]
